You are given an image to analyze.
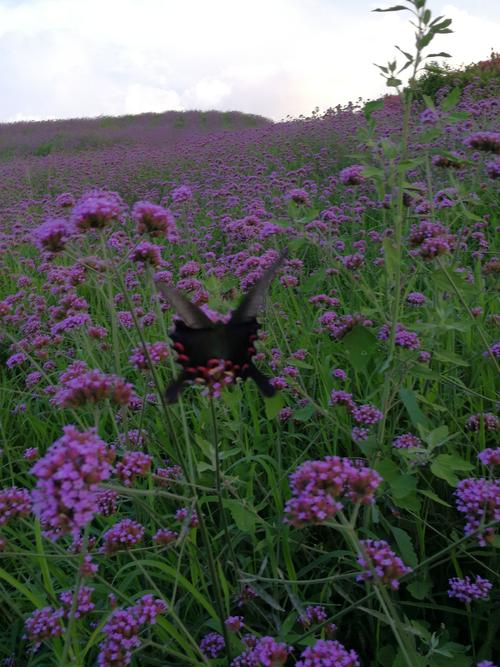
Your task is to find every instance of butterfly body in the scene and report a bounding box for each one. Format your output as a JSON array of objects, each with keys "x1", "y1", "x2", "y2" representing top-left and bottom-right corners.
[{"x1": 156, "y1": 251, "x2": 286, "y2": 403}]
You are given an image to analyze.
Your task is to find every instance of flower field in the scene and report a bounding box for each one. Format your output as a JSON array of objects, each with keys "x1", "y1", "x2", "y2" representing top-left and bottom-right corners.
[{"x1": 0, "y1": 4, "x2": 499, "y2": 666}]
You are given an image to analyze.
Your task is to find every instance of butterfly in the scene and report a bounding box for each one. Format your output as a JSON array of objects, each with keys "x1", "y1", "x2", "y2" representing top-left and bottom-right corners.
[{"x1": 156, "y1": 251, "x2": 287, "y2": 403}]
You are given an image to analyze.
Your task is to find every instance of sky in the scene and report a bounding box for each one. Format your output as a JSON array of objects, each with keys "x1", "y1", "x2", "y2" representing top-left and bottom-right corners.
[{"x1": 0, "y1": 0, "x2": 498, "y2": 124}]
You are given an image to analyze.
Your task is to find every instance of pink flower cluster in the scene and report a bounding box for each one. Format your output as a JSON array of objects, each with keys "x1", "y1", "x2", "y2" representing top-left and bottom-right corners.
[
  {"x1": 31, "y1": 425, "x2": 115, "y2": 539},
  {"x1": 356, "y1": 539, "x2": 412, "y2": 590},
  {"x1": 285, "y1": 456, "x2": 382, "y2": 527},
  {"x1": 97, "y1": 595, "x2": 166, "y2": 666}
]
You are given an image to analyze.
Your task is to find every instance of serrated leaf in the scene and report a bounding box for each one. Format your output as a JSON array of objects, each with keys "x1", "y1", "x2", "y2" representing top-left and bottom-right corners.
[
  {"x1": 375, "y1": 458, "x2": 400, "y2": 482},
  {"x1": 224, "y1": 499, "x2": 256, "y2": 534},
  {"x1": 391, "y1": 526, "x2": 418, "y2": 567}
]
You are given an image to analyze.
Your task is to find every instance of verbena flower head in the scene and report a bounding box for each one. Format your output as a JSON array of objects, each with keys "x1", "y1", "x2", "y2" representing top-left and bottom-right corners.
[
  {"x1": 448, "y1": 575, "x2": 492, "y2": 603},
  {"x1": 71, "y1": 189, "x2": 125, "y2": 231},
  {"x1": 24, "y1": 606, "x2": 64, "y2": 652},
  {"x1": 339, "y1": 164, "x2": 365, "y2": 186},
  {"x1": 455, "y1": 478, "x2": 500, "y2": 546},
  {"x1": 34, "y1": 218, "x2": 73, "y2": 253},
  {"x1": 129, "y1": 341, "x2": 169, "y2": 370},
  {"x1": 299, "y1": 605, "x2": 327, "y2": 628},
  {"x1": 52, "y1": 361, "x2": 135, "y2": 408},
  {"x1": 285, "y1": 188, "x2": 310, "y2": 205},
  {"x1": 464, "y1": 131, "x2": 500, "y2": 154},
  {"x1": 393, "y1": 433, "x2": 421, "y2": 449},
  {"x1": 102, "y1": 518, "x2": 145, "y2": 555},
  {"x1": 225, "y1": 615, "x2": 245, "y2": 632},
  {"x1": 233, "y1": 636, "x2": 291, "y2": 666},
  {"x1": 97, "y1": 595, "x2": 166, "y2": 666},
  {"x1": 0, "y1": 486, "x2": 32, "y2": 525},
  {"x1": 200, "y1": 632, "x2": 225, "y2": 658},
  {"x1": 31, "y1": 426, "x2": 115, "y2": 540},
  {"x1": 285, "y1": 456, "x2": 381, "y2": 527},
  {"x1": 116, "y1": 451, "x2": 152, "y2": 487},
  {"x1": 296, "y1": 639, "x2": 360, "y2": 667},
  {"x1": 132, "y1": 201, "x2": 176, "y2": 238},
  {"x1": 129, "y1": 240, "x2": 163, "y2": 267},
  {"x1": 59, "y1": 586, "x2": 95, "y2": 618},
  {"x1": 466, "y1": 413, "x2": 499, "y2": 432},
  {"x1": 478, "y1": 448, "x2": 500, "y2": 466},
  {"x1": 356, "y1": 539, "x2": 412, "y2": 590}
]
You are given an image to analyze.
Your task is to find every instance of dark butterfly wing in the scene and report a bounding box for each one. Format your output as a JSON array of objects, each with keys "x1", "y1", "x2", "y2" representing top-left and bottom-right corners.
[
  {"x1": 164, "y1": 371, "x2": 190, "y2": 404},
  {"x1": 230, "y1": 249, "x2": 288, "y2": 324},
  {"x1": 156, "y1": 283, "x2": 214, "y2": 329}
]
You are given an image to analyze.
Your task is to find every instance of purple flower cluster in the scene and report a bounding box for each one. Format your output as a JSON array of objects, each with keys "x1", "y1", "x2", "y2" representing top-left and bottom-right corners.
[
  {"x1": 132, "y1": 200, "x2": 176, "y2": 238},
  {"x1": 466, "y1": 412, "x2": 499, "y2": 432},
  {"x1": 34, "y1": 218, "x2": 73, "y2": 253},
  {"x1": 478, "y1": 448, "x2": 500, "y2": 466},
  {"x1": 52, "y1": 361, "x2": 135, "y2": 408},
  {"x1": 71, "y1": 189, "x2": 125, "y2": 231},
  {"x1": 356, "y1": 539, "x2": 412, "y2": 590},
  {"x1": 455, "y1": 478, "x2": 500, "y2": 545},
  {"x1": 448, "y1": 575, "x2": 492, "y2": 603},
  {"x1": 406, "y1": 291, "x2": 426, "y2": 306},
  {"x1": 232, "y1": 636, "x2": 291, "y2": 666},
  {"x1": 408, "y1": 220, "x2": 455, "y2": 259},
  {"x1": 299, "y1": 605, "x2": 327, "y2": 627},
  {"x1": 285, "y1": 456, "x2": 381, "y2": 527},
  {"x1": 378, "y1": 323, "x2": 421, "y2": 350},
  {"x1": 128, "y1": 240, "x2": 163, "y2": 267},
  {"x1": 59, "y1": 586, "x2": 95, "y2": 618},
  {"x1": 463, "y1": 131, "x2": 500, "y2": 154},
  {"x1": 296, "y1": 639, "x2": 360, "y2": 667},
  {"x1": 24, "y1": 606, "x2": 64, "y2": 652},
  {"x1": 97, "y1": 595, "x2": 166, "y2": 666},
  {"x1": 129, "y1": 341, "x2": 169, "y2": 369},
  {"x1": 392, "y1": 433, "x2": 421, "y2": 449},
  {"x1": 31, "y1": 425, "x2": 115, "y2": 539},
  {"x1": 339, "y1": 164, "x2": 365, "y2": 186},
  {"x1": 153, "y1": 528, "x2": 178, "y2": 545},
  {"x1": 225, "y1": 615, "x2": 245, "y2": 631},
  {"x1": 0, "y1": 486, "x2": 31, "y2": 525},
  {"x1": 200, "y1": 631, "x2": 225, "y2": 658},
  {"x1": 116, "y1": 451, "x2": 152, "y2": 486},
  {"x1": 102, "y1": 518, "x2": 145, "y2": 555}
]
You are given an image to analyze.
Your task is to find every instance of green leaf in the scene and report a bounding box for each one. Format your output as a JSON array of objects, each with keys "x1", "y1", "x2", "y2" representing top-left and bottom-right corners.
[
  {"x1": 408, "y1": 578, "x2": 433, "y2": 600},
  {"x1": 431, "y1": 454, "x2": 474, "y2": 486},
  {"x1": 341, "y1": 325, "x2": 378, "y2": 372},
  {"x1": 224, "y1": 499, "x2": 256, "y2": 534},
  {"x1": 386, "y1": 77, "x2": 402, "y2": 87},
  {"x1": 373, "y1": 5, "x2": 408, "y2": 12},
  {"x1": 292, "y1": 403, "x2": 316, "y2": 422},
  {"x1": 433, "y1": 350, "x2": 469, "y2": 367},
  {"x1": 423, "y1": 94, "x2": 436, "y2": 110},
  {"x1": 441, "y1": 86, "x2": 461, "y2": 111},
  {"x1": 391, "y1": 526, "x2": 418, "y2": 567},
  {"x1": 375, "y1": 458, "x2": 400, "y2": 482},
  {"x1": 363, "y1": 99, "x2": 384, "y2": 120},
  {"x1": 419, "y1": 489, "x2": 451, "y2": 507},
  {"x1": 423, "y1": 425, "x2": 449, "y2": 447},
  {"x1": 390, "y1": 474, "x2": 417, "y2": 499},
  {"x1": 265, "y1": 393, "x2": 284, "y2": 420},
  {"x1": 427, "y1": 52, "x2": 451, "y2": 58},
  {"x1": 393, "y1": 492, "x2": 421, "y2": 512},
  {"x1": 361, "y1": 165, "x2": 385, "y2": 178},
  {"x1": 399, "y1": 388, "x2": 430, "y2": 429}
]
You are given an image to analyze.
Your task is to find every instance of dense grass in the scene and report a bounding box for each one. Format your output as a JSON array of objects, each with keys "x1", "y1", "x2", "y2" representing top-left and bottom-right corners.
[{"x1": 0, "y1": 3, "x2": 499, "y2": 666}]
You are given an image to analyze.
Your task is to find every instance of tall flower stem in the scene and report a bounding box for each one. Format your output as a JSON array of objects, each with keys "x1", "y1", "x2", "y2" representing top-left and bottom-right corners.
[{"x1": 336, "y1": 511, "x2": 419, "y2": 666}]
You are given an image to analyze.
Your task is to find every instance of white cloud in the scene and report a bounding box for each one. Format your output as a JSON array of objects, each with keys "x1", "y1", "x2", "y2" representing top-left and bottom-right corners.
[{"x1": 0, "y1": 0, "x2": 497, "y2": 123}]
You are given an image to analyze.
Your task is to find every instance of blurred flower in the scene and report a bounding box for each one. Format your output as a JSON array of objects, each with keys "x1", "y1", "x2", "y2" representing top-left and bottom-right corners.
[{"x1": 356, "y1": 539, "x2": 411, "y2": 590}]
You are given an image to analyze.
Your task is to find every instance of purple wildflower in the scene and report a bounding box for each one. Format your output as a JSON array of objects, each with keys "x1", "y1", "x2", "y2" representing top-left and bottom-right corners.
[
  {"x1": 296, "y1": 639, "x2": 360, "y2": 667},
  {"x1": 339, "y1": 164, "x2": 365, "y2": 185},
  {"x1": 351, "y1": 404, "x2": 383, "y2": 425},
  {"x1": 34, "y1": 218, "x2": 73, "y2": 253},
  {"x1": 200, "y1": 632, "x2": 225, "y2": 658},
  {"x1": 448, "y1": 575, "x2": 492, "y2": 603},
  {"x1": 71, "y1": 190, "x2": 125, "y2": 231},
  {"x1": 225, "y1": 615, "x2": 245, "y2": 632},
  {"x1": 132, "y1": 201, "x2": 176, "y2": 238},
  {"x1": 0, "y1": 486, "x2": 32, "y2": 525},
  {"x1": 102, "y1": 519, "x2": 145, "y2": 555},
  {"x1": 24, "y1": 607, "x2": 64, "y2": 652},
  {"x1": 393, "y1": 433, "x2": 422, "y2": 449},
  {"x1": 31, "y1": 426, "x2": 115, "y2": 540},
  {"x1": 478, "y1": 448, "x2": 500, "y2": 466},
  {"x1": 455, "y1": 478, "x2": 500, "y2": 545},
  {"x1": 356, "y1": 539, "x2": 412, "y2": 590},
  {"x1": 116, "y1": 451, "x2": 152, "y2": 487},
  {"x1": 59, "y1": 586, "x2": 95, "y2": 618}
]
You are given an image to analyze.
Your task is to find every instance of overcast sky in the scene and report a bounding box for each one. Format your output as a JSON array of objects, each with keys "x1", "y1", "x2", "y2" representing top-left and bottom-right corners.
[{"x1": 0, "y1": 0, "x2": 498, "y2": 123}]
